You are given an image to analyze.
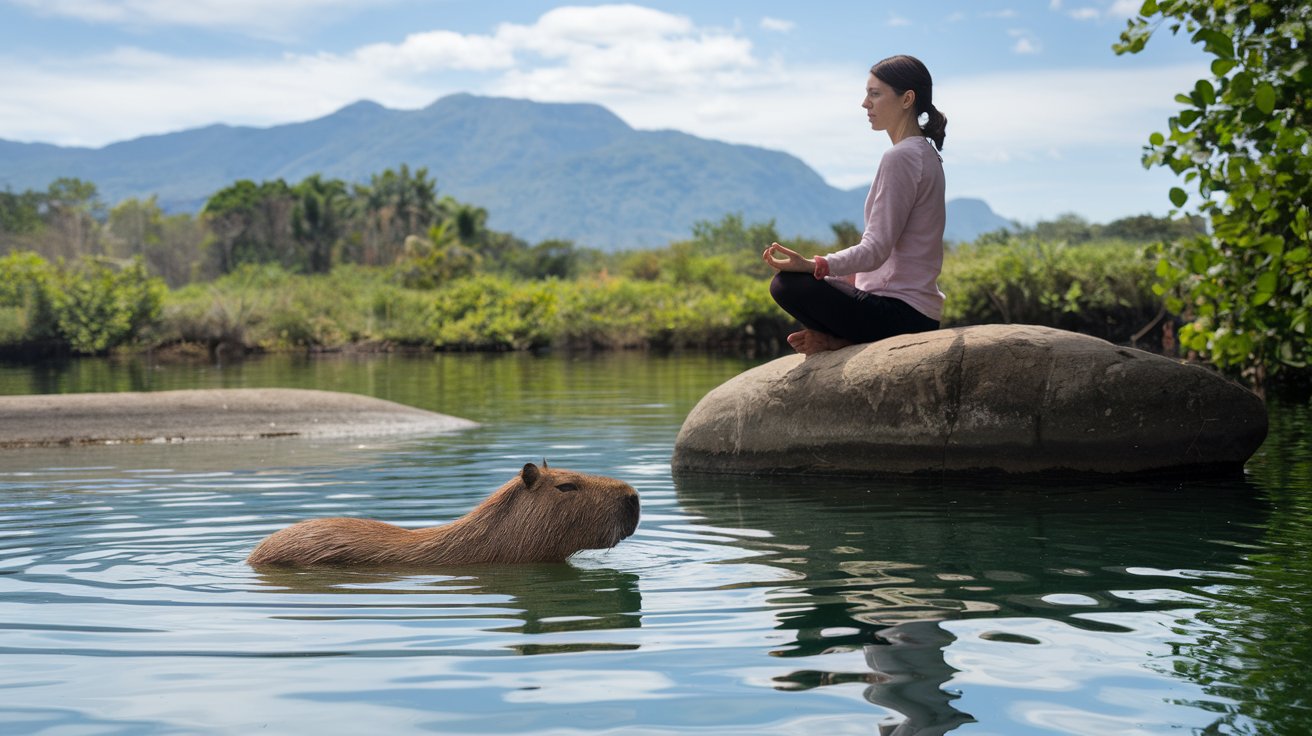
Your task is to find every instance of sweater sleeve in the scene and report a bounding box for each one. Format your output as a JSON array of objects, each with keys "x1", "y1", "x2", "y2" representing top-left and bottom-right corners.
[{"x1": 823, "y1": 146, "x2": 921, "y2": 276}]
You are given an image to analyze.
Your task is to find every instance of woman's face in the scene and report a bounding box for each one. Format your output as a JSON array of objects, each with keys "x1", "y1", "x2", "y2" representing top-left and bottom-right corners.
[{"x1": 862, "y1": 73, "x2": 912, "y2": 132}]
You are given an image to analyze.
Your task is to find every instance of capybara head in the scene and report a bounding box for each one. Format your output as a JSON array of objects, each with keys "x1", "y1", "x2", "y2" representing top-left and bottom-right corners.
[{"x1": 467, "y1": 462, "x2": 641, "y2": 562}]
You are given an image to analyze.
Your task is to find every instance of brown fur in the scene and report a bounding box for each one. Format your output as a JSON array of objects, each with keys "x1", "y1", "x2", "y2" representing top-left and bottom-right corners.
[{"x1": 246, "y1": 463, "x2": 640, "y2": 568}]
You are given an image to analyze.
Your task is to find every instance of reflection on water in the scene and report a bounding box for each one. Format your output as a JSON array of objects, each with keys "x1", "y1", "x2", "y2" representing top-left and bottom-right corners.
[
  {"x1": 0, "y1": 352, "x2": 1308, "y2": 734},
  {"x1": 1176, "y1": 394, "x2": 1312, "y2": 735},
  {"x1": 673, "y1": 472, "x2": 1270, "y2": 734},
  {"x1": 251, "y1": 564, "x2": 643, "y2": 654}
]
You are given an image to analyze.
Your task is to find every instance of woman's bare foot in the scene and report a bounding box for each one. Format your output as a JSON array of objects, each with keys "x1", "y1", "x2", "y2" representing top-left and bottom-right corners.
[
  {"x1": 786, "y1": 330, "x2": 809, "y2": 352},
  {"x1": 786, "y1": 329, "x2": 852, "y2": 355}
]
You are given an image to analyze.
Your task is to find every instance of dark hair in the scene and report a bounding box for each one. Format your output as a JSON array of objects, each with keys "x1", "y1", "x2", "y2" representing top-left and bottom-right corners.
[{"x1": 871, "y1": 54, "x2": 947, "y2": 151}]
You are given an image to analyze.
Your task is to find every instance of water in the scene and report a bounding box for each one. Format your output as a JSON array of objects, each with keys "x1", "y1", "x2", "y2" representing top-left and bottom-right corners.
[{"x1": 0, "y1": 352, "x2": 1308, "y2": 735}]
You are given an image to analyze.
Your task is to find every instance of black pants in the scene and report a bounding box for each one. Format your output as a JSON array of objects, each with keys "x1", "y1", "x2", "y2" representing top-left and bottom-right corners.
[{"x1": 769, "y1": 271, "x2": 939, "y2": 344}]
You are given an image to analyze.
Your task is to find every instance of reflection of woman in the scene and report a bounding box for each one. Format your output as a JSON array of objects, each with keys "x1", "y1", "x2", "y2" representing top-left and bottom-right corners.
[{"x1": 763, "y1": 54, "x2": 948, "y2": 355}]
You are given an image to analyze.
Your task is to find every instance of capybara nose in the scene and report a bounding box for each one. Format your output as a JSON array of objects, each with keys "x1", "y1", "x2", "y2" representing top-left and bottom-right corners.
[{"x1": 621, "y1": 493, "x2": 640, "y2": 537}]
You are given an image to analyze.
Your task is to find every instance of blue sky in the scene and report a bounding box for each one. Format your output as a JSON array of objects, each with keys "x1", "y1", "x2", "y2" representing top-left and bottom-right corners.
[{"x1": 0, "y1": 0, "x2": 1207, "y2": 224}]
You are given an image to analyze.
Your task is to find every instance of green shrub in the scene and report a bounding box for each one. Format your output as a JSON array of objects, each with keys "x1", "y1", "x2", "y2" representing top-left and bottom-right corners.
[
  {"x1": 941, "y1": 238, "x2": 1160, "y2": 343},
  {"x1": 428, "y1": 275, "x2": 559, "y2": 350},
  {"x1": 161, "y1": 263, "x2": 430, "y2": 350},
  {"x1": 0, "y1": 306, "x2": 27, "y2": 344},
  {"x1": 0, "y1": 252, "x2": 165, "y2": 354}
]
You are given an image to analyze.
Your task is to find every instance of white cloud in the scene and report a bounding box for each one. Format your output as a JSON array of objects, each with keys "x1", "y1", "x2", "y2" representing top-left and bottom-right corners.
[
  {"x1": 937, "y1": 64, "x2": 1203, "y2": 158},
  {"x1": 353, "y1": 30, "x2": 514, "y2": 72},
  {"x1": 1108, "y1": 0, "x2": 1143, "y2": 18},
  {"x1": 1008, "y1": 29, "x2": 1042, "y2": 54},
  {"x1": 503, "y1": 4, "x2": 695, "y2": 51},
  {"x1": 760, "y1": 16, "x2": 794, "y2": 32},
  {"x1": 1068, "y1": 7, "x2": 1101, "y2": 20},
  {"x1": 946, "y1": 11, "x2": 967, "y2": 22},
  {"x1": 0, "y1": 3, "x2": 758, "y2": 144},
  {"x1": 490, "y1": 6, "x2": 754, "y2": 99},
  {"x1": 887, "y1": 13, "x2": 911, "y2": 27}
]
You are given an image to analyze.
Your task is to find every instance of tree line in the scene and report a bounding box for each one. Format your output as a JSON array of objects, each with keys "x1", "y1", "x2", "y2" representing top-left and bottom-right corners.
[
  {"x1": 0, "y1": 165, "x2": 590, "y2": 288},
  {"x1": 2, "y1": 167, "x2": 1204, "y2": 291}
]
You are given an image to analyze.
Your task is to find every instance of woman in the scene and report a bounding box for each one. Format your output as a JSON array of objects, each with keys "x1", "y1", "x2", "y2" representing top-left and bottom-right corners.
[{"x1": 763, "y1": 54, "x2": 948, "y2": 355}]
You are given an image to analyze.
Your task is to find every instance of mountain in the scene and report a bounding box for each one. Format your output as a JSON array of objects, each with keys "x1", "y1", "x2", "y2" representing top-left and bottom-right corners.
[
  {"x1": 943, "y1": 197, "x2": 1017, "y2": 242},
  {"x1": 0, "y1": 94, "x2": 1013, "y2": 250}
]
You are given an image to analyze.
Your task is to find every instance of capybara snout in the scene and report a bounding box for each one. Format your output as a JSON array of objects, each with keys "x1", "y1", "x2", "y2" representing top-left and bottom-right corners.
[
  {"x1": 247, "y1": 462, "x2": 640, "y2": 568},
  {"x1": 620, "y1": 493, "x2": 640, "y2": 538}
]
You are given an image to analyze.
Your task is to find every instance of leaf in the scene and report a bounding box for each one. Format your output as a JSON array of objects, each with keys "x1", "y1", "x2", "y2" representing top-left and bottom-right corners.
[
  {"x1": 1254, "y1": 269, "x2": 1278, "y2": 298},
  {"x1": 1149, "y1": 132, "x2": 1165, "y2": 146},
  {"x1": 1170, "y1": 187, "x2": 1188, "y2": 207},
  {"x1": 1194, "y1": 80, "x2": 1215, "y2": 105},
  {"x1": 1231, "y1": 72, "x2": 1253, "y2": 97},
  {"x1": 1211, "y1": 59, "x2": 1237, "y2": 77},
  {"x1": 1255, "y1": 83, "x2": 1276, "y2": 114},
  {"x1": 1192, "y1": 29, "x2": 1234, "y2": 59}
]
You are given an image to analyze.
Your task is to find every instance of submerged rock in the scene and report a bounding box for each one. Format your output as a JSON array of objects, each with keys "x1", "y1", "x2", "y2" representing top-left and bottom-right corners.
[
  {"x1": 672, "y1": 324, "x2": 1267, "y2": 476},
  {"x1": 0, "y1": 388, "x2": 477, "y2": 448}
]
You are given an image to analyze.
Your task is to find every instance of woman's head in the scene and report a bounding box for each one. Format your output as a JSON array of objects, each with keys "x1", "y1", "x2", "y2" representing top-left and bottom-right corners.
[{"x1": 869, "y1": 54, "x2": 947, "y2": 151}]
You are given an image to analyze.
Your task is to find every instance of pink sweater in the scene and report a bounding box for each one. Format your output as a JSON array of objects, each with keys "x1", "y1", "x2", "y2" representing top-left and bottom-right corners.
[{"x1": 823, "y1": 136, "x2": 946, "y2": 321}]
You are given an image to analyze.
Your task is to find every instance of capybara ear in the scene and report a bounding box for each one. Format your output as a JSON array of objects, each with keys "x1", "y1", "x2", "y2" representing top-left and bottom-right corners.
[{"x1": 521, "y1": 462, "x2": 540, "y2": 489}]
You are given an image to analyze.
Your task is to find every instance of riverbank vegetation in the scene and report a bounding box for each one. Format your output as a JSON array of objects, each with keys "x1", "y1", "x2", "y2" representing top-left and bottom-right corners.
[
  {"x1": 1, "y1": 170, "x2": 1186, "y2": 361},
  {"x1": 9, "y1": 166, "x2": 1293, "y2": 386}
]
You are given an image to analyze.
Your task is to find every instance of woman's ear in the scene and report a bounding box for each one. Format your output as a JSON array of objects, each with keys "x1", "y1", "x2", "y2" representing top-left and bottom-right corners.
[
  {"x1": 521, "y1": 462, "x2": 540, "y2": 489},
  {"x1": 902, "y1": 89, "x2": 916, "y2": 110}
]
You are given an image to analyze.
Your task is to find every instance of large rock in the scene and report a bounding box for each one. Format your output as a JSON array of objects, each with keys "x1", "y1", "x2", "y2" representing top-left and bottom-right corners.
[{"x1": 673, "y1": 324, "x2": 1268, "y2": 476}]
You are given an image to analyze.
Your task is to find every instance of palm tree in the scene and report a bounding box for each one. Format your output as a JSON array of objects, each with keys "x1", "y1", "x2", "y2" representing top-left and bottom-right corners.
[{"x1": 292, "y1": 175, "x2": 348, "y2": 273}]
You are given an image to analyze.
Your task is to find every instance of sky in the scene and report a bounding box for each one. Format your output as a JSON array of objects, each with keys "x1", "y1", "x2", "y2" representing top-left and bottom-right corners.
[{"x1": 0, "y1": 0, "x2": 1208, "y2": 224}]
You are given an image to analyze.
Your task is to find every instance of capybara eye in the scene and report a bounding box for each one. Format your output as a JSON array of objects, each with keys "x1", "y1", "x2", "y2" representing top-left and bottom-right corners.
[{"x1": 555, "y1": 483, "x2": 579, "y2": 492}]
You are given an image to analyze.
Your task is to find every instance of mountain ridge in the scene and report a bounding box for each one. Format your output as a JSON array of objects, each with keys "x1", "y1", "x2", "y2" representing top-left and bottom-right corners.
[{"x1": 0, "y1": 94, "x2": 1014, "y2": 249}]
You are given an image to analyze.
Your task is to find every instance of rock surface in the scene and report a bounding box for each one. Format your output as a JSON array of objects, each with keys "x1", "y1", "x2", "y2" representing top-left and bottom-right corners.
[
  {"x1": 0, "y1": 388, "x2": 477, "y2": 448},
  {"x1": 672, "y1": 324, "x2": 1268, "y2": 476}
]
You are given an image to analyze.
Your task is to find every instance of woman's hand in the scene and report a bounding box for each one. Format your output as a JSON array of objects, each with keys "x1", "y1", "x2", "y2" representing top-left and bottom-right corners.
[{"x1": 761, "y1": 242, "x2": 814, "y2": 273}]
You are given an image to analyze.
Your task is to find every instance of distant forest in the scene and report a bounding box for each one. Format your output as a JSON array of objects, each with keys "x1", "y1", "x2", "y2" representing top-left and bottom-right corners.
[
  {"x1": 0, "y1": 166, "x2": 592, "y2": 288},
  {"x1": 1, "y1": 168, "x2": 1205, "y2": 289}
]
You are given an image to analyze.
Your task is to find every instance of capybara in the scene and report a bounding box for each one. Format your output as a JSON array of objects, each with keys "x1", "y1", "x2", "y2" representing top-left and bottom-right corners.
[{"x1": 247, "y1": 462, "x2": 640, "y2": 567}]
